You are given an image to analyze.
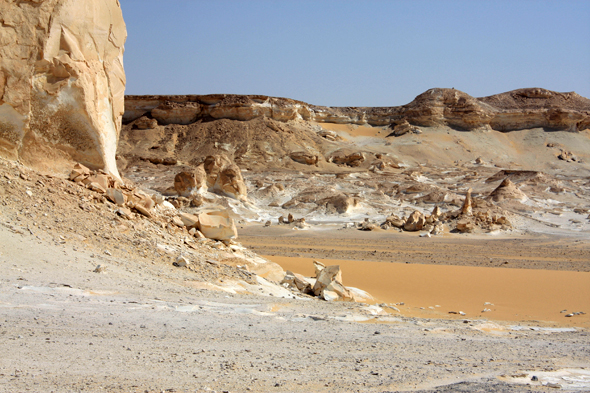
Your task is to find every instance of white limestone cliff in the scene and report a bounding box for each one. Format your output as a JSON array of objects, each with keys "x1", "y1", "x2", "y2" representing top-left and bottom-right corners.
[{"x1": 0, "y1": 0, "x2": 126, "y2": 178}]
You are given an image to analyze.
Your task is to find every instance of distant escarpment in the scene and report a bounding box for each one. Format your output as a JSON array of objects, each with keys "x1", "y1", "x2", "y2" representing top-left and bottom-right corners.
[{"x1": 125, "y1": 88, "x2": 590, "y2": 132}]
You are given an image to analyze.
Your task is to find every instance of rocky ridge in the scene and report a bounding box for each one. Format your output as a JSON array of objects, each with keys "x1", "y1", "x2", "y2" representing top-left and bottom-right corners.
[{"x1": 124, "y1": 87, "x2": 590, "y2": 132}]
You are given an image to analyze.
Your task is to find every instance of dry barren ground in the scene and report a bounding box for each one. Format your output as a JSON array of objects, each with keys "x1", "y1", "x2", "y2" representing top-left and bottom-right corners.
[
  {"x1": 1, "y1": 153, "x2": 590, "y2": 392},
  {"x1": 2, "y1": 225, "x2": 590, "y2": 393}
]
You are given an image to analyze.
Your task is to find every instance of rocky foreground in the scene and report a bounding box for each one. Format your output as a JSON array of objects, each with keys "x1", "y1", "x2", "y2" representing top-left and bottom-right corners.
[{"x1": 2, "y1": 157, "x2": 590, "y2": 392}]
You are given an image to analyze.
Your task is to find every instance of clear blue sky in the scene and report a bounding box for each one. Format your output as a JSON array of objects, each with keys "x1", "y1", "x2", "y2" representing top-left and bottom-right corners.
[{"x1": 120, "y1": 0, "x2": 590, "y2": 107}]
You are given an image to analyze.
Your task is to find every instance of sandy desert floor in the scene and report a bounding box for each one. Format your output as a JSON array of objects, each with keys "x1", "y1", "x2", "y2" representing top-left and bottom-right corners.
[
  {"x1": 2, "y1": 225, "x2": 590, "y2": 393},
  {"x1": 240, "y1": 226, "x2": 590, "y2": 328}
]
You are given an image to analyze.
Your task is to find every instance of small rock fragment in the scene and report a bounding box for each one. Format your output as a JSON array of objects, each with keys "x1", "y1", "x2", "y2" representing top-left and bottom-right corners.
[{"x1": 175, "y1": 256, "x2": 190, "y2": 268}]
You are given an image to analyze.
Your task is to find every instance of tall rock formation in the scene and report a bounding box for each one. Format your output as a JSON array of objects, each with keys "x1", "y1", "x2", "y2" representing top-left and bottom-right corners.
[{"x1": 0, "y1": 0, "x2": 126, "y2": 178}]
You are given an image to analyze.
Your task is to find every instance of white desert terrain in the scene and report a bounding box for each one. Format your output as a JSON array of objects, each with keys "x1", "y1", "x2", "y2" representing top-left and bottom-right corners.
[{"x1": 1, "y1": 1, "x2": 589, "y2": 392}]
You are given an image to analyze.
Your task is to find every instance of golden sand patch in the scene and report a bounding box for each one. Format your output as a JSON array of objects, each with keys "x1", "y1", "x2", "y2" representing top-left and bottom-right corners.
[
  {"x1": 318, "y1": 122, "x2": 385, "y2": 138},
  {"x1": 266, "y1": 255, "x2": 590, "y2": 327}
]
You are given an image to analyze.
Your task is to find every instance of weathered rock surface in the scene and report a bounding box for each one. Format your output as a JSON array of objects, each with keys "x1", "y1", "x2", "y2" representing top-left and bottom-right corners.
[
  {"x1": 392, "y1": 119, "x2": 420, "y2": 136},
  {"x1": 0, "y1": 0, "x2": 126, "y2": 177}
]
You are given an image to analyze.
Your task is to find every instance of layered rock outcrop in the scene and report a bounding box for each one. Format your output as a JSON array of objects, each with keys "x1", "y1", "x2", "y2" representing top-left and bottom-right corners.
[
  {"x1": 0, "y1": 0, "x2": 126, "y2": 177},
  {"x1": 124, "y1": 88, "x2": 590, "y2": 133}
]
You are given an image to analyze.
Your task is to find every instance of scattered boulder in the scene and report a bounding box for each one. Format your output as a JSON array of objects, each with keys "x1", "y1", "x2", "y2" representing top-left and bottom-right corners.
[
  {"x1": 384, "y1": 214, "x2": 405, "y2": 228},
  {"x1": 133, "y1": 116, "x2": 158, "y2": 129},
  {"x1": 69, "y1": 163, "x2": 91, "y2": 182},
  {"x1": 404, "y1": 211, "x2": 426, "y2": 231},
  {"x1": 179, "y1": 212, "x2": 199, "y2": 228},
  {"x1": 197, "y1": 210, "x2": 238, "y2": 241},
  {"x1": 331, "y1": 152, "x2": 366, "y2": 167},
  {"x1": 430, "y1": 222, "x2": 445, "y2": 235},
  {"x1": 558, "y1": 150, "x2": 577, "y2": 162},
  {"x1": 115, "y1": 207, "x2": 133, "y2": 220},
  {"x1": 106, "y1": 188, "x2": 126, "y2": 206},
  {"x1": 132, "y1": 204, "x2": 152, "y2": 218},
  {"x1": 174, "y1": 165, "x2": 207, "y2": 197},
  {"x1": 318, "y1": 129, "x2": 340, "y2": 141},
  {"x1": 488, "y1": 178, "x2": 527, "y2": 202},
  {"x1": 281, "y1": 271, "x2": 314, "y2": 295},
  {"x1": 392, "y1": 119, "x2": 420, "y2": 136},
  {"x1": 359, "y1": 219, "x2": 379, "y2": 231},
  {"x1": 321, "y1": 193, "x2": 361, "y2": 214},
  {"x1": 175, "y1": 255, "x2": 190, "y2": 268},
  {"x1": 456, "y1": 219, "x2": 475, "y2": 233},
  {"x1": 312, "y1": 263, "x2": 354, "y2": 301},
  {"x1": 203, "y1": 155, "x2": 232, "y2": 188},
  {"x1": 213, "y1": 164, "x2": 248, "y2": 200},
  {"x1": 289, "y1": 151, "x2": 319, "y2": 166}
]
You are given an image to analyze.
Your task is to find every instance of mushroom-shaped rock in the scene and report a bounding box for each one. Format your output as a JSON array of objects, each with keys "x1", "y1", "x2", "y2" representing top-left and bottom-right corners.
[{"x1": 385, "y1": 214, "x2": 405, "y2": 228}]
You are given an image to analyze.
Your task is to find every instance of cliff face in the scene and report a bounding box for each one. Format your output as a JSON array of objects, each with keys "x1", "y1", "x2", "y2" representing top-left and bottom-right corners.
[
  {"x1": 124, "y1": 88, "x2": 590, "y2": 132},
  {"x1": 0, "y1": 0, "x2": 126, "y2": 177}
]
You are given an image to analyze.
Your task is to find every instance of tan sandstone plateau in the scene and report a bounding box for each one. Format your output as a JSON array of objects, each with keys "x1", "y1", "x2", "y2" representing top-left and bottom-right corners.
[{"x1": 1, "y1": 2, "x2": 590, "y2": 392}]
